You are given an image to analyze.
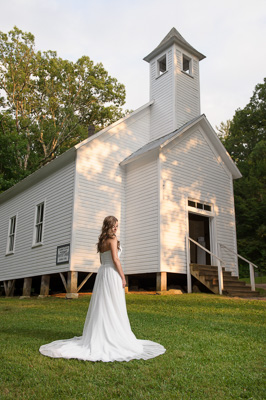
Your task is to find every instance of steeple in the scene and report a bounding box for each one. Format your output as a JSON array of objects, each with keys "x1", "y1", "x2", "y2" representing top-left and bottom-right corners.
[
  {"x1": 144, "y1": 28, "x2": 206, "y2": 141},
  {"x1": 144, "y1": 27, "x2": 206, "y2": 63}
]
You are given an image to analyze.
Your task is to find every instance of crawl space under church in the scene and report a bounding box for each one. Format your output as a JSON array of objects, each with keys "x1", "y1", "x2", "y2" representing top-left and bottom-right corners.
[{"x1": 0, "y1": 28, "x2": 258, "y2": 298}]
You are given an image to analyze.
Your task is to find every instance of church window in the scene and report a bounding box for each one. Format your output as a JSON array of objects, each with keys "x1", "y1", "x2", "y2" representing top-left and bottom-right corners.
[
  {"x1": 157, "y1": 55, "x2": 167, "y2": 76},
  {"x1": 6, "y1": 215, "x2": 16, "y2": 254},
  {"x1": 182, "y1": 54, "x2": 192, "y2": 75},
  {"x1": 33, "y1": 202, "x2": 45, "y2": 245},
  {"x1": 188, "y1": 199, "x2": 212, "y2": 212}
]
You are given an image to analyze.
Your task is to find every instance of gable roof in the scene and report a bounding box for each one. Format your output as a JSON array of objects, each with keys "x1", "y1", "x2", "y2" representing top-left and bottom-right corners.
[
  {"x1": 120, "y1": 114, "x2": 201, "y2": 164},
  {"x1": 144, "y1": 27, "x2": 206, "y2": 62},
  {"x1": 0, "y1": 100, "x2": 154, "y2": 204},
  {"x1": 75, "y1": 100, "x2": 154, "y2": 150},
  {"x1": 120, "y1": 114, "x2": 242, "y2": 179}
]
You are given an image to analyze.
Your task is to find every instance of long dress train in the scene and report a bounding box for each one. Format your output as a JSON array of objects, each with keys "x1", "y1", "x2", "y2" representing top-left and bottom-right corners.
[{"x1": 39, "y1": 248, "x2": 166, "y2": 362}]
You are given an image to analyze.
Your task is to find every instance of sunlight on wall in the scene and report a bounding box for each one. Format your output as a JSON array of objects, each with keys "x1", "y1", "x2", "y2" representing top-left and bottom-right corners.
[
  {"x1": 160, "y1": 127, "x2": 237, "y2": 274},
  {"x1": 70, "y1": 110, "x2": 151, "y2": 272}
]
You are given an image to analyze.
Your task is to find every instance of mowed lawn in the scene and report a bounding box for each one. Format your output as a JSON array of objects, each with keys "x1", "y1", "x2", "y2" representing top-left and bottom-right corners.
[{"x1": 0, "y1": 293, "x2": 265, "y2": 400}]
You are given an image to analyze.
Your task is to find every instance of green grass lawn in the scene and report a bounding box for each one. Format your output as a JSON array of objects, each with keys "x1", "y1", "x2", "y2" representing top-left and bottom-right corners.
[{"x1": 0, "y1": 293, "x2": 265, "y2": 400}]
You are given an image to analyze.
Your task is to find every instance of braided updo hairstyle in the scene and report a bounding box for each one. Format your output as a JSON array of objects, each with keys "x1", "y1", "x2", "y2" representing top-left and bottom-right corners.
[{"x1": 97, "y1": 216, "x2": 121, "y2": 253}]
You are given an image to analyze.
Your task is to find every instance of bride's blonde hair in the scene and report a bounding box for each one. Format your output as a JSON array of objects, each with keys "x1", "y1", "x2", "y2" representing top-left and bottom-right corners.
[{"x1": 97, "y1": 216, "x2": 120, "y2": 253}]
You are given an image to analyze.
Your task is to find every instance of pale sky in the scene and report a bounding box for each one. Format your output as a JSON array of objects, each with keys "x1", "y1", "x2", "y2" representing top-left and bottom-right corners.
[{"x1": 1, "y1": 0, "x2": 266, "y2": 130}]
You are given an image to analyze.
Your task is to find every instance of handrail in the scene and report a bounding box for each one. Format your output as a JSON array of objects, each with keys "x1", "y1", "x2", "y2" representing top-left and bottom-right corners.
[
  {"x1": 219, "y1": 243, "x2": 257, "y2": 291},
  {"x1": 186, "y1": 236, "x2": 225, "y2": 295},
  {"x1": 188, "y1": 237, "x2": 224, "y2": 264},
  {"x1": 219, "y1": 244, "x2": 258, "y2": 269}
]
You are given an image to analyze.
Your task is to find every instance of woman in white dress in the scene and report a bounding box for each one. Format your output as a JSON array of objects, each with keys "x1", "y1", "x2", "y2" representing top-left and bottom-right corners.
[{"x1": 39, "y1": 216, "x2": 166, "y2": 362}]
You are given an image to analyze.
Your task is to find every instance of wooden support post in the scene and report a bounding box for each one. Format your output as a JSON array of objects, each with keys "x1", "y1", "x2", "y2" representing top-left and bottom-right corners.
[
  {"x1": 186, "y1": 235, "x2": 192, "y2": 293},
  {"x1": 4, "y1": 280, "x2": 16, "y2": 297},
  {"x1": 249, "y1": 263, "x2": 255, "y2": 292},
  {"x1": 217, "y1": 261, "x2": 224, "y2": 295},
  {"x1": 39, "y1": 275, "x2": 50, "y2": 298},
  {"x1": 9, "y1": 279, "x2": 16, "y2": 296},
  {"x1": 66, "y1": 271, "x2": 78, "y2": 299},
  {"x1": 125, "y1": 275, "x2": 129, "y2": 294},
  {"x1": 59, "y1": 273, "x2": 67, "y2": 292},
  {"x1": 20, "y1": 277, "x2": 32, "y2": 299},
  {"x1": 77, "y1": 272, "x2": 93, "y2": 292},
  {"x1": 156, "y1": 272, "x2": 167, "y2": 292},
  {"x1": 3, "y1": 281, "x2": 7, "y2": 296}
]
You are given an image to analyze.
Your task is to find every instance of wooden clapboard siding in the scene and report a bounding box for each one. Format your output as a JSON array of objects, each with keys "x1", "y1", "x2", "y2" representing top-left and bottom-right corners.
[
  {"x1": 174, "y1": 45, "x2": 200, "y2": 129},
  {"x1": 70, "y1": 108, "x2": 151, "y2": 272},
  {"x1": 160, "y1": 127, "x2": 238, "y2": 275},
  {"x1": 0, "y1": 161, "x2": 75, "y2": 281},
  {"x1": 124, "y1": 153, "x2": 159, "y2": 274},
  {"x1": 149, "y1": 43, "x2": 201, "y2": 142},
  {"x1": 0, "y1": 29, "x2": 241, "y2": 286},
  {"x1": 150, "y1": 48, "x2": 174, "y2": 141}
]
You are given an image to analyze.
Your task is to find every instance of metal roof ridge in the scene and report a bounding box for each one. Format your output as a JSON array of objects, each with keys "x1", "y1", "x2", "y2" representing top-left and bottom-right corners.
[
  {"x1": 75, "y1": 100, "x2": 154, "y2": 150},
  {"x1": 120, "y1": 115, "x2": 204, "y2": 165}
]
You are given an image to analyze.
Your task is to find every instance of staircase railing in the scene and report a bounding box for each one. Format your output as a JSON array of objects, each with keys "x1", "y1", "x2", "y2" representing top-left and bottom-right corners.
[
  {"x1": 186, "y1": 236, "x2": 226, "y2": 295},
  {"x1": 218, "y1": 243, "x2": 258, "y2": 291}
]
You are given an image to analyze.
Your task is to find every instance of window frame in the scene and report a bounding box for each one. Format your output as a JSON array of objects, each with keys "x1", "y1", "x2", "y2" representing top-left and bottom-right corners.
[
  {"x1": 182, "y1": 53, "x2": 193, "y2": 76},
  {"x1": 6, "y1": 214, "x2": 17, "y2": 255},
  {"x1": 157, "y1": 54, "x2": 167, "y2": 77},
  {"x1": 187, "y1": 199, "x2": 213, "y2": 215},
  {"x1": 32, "y1": 201, "x2": 46, "y2": 247}
]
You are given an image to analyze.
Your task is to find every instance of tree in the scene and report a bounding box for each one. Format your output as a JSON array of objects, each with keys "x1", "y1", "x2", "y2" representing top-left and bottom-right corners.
[
  {"x1": 0, "y1": 27, "x2": 126, "y2": 190},
  {"x1": 0, "y1": 112, "x2": 32, "y2": 191},
  {"x1": 218, "y1": 78, "x2": 266, "y2": 274}
]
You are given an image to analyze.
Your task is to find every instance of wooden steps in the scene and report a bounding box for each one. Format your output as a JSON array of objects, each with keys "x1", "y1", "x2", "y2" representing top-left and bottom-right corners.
[{"x1": 190, "y1": 264, "x2": 258, "y2": 297}]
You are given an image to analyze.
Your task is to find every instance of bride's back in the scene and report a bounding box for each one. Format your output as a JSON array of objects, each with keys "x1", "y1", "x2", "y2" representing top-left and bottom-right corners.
[{"x1": 100, "y1": 249, "x2": 113, "y2": 265}]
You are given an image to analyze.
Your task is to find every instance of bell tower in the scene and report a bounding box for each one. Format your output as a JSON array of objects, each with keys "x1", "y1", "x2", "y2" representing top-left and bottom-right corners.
[{"x1": 144, "y1": 28, "x2": 206, "y2": 141}]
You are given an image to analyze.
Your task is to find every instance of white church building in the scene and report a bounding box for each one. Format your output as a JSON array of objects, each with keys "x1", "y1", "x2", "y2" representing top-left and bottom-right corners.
[{"x1": 0, "y1": 28, "x2": 257, "y2": 298}]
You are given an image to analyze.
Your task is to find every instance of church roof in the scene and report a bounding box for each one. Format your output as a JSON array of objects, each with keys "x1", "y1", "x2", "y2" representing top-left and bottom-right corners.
[
  {"x1": 120, "y1": 114, "x2": 242, "y2": 179},
  {"x1": 120, "y1": 114, "x2": 202, "y2": 164},
  {"x1": 144, "y1": 27, "x2": 206, "y2": 62},
  {"x1": 0, "y1": 101, "x2": 154, "y2": 204}
]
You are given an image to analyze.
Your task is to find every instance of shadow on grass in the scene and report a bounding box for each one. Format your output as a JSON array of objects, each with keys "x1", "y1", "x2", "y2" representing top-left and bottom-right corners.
[
  {"x1": 1, "y1": 308, "x2": 264, "y2": 345},
  {"x1": 0, "y1": 326, "x2": 82, "y2": 342}
]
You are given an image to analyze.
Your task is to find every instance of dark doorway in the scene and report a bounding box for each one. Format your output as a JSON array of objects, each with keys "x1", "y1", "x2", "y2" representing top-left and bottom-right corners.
[{"x1": 189, "y1": 213, "x2": 211, "y2": 265}]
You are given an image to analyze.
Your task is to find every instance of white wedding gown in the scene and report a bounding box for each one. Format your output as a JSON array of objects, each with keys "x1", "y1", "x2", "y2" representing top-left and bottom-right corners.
[{"x1": 39, "y1": 248, "x2": 166, "y2": 362}]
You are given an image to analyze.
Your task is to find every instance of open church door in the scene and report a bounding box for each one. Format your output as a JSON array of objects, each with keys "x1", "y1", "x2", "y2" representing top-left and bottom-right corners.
[{"x1": 189, "y1": 213, "x2": 211, "y2": 265}]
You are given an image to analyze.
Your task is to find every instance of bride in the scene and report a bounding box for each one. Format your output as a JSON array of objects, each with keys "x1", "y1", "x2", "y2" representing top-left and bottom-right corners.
[{"x1": 39, "y1": 216, "x2": 166, "y2": 362}]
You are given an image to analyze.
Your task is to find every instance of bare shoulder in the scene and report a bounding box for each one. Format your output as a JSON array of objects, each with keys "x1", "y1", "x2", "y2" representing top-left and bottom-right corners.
[
  {"x1": 107, "y1": 236, "x2": 117, "y2": 245},
  {"x1": 104, "y1": 236, "x2": 116, "y2": 246}
]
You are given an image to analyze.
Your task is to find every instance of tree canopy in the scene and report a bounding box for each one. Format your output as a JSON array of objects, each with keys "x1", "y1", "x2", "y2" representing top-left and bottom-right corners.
[
  {"x1": 0, "y1": 26, "x2": 126, "y2": 191},
  {"x1": 218, "y1": 78, "x2": 266, "y2": 274}
]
